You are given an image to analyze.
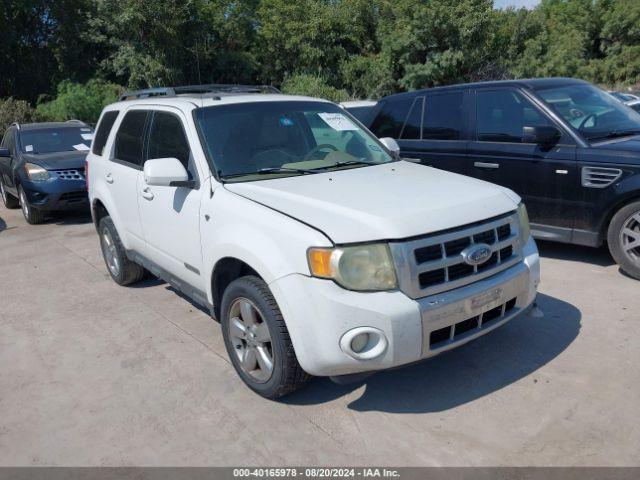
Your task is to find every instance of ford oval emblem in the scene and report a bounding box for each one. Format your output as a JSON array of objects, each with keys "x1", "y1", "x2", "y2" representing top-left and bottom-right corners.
[{"x1": 462, "y1": 243, "x2": 493, "y2": 266}]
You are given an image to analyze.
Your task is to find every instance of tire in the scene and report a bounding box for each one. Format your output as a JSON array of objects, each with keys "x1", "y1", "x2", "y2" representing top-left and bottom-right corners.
[
  {"x1": 18, "y1": 186, "x2": 45, "y2": 224},
  {"x1": 607, "y1": 200, "x2": 640, "y2": 280},
  {"x1": 220, "y1": 275, "x2": 310, "y2": 399},
  {"x1": 98, "y1": 216, "x2": 145, "y2": 285},
  {"x1": 0, "y1": 178, "x2": 19, "y2": 209}
]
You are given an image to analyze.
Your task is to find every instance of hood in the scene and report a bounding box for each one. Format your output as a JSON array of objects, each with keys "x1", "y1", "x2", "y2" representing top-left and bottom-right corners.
[
  {"x1": 22, "y1": 150, "x2": 88, "y2": 170},
  {"x1": 225, "y1": 161, "x2": 520, "y2": 243}
]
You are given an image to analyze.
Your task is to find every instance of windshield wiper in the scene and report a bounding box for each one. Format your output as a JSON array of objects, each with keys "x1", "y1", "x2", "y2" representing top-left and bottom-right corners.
[
  {"x1": 588, "y1": 129, "x2": 640, "y2": 141},
  {"x1": 220, "y1": 167, "x2": 315, "y2": 179},
  {"x1": 308, "y1": 159, "x2": 373, "y2": 171}
]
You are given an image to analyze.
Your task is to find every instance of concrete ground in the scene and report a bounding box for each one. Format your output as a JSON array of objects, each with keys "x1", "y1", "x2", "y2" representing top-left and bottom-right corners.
[{"x1": 0, "y1": 203, "x2": 638, "y2": 467}]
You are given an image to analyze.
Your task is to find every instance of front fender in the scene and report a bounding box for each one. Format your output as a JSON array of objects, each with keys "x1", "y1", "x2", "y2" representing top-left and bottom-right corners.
[{"x1": 201, "y1": 188, "x2": 332, "y2": 303}]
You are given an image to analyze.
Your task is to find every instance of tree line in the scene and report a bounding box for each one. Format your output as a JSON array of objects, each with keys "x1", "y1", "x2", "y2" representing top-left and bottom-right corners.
[{"x1": 1, "y1": 0, "x2": 640, "y2": 128}]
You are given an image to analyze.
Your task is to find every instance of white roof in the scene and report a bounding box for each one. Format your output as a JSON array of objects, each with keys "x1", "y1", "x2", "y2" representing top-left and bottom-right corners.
[
  {"x1": 340, "y1": 100, "x2": 377, "y2": 108},
  {"x1": 104, "y1": 93, "x2": 333, "y2": 112}
]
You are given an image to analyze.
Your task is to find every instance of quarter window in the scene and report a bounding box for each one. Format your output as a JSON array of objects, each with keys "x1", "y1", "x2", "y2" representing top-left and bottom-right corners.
[
  {"x1": 93, "y1": 111, "x2": 120, "y2": 156},
  {"x1": 147, "y1": 112, "x2": 192, "y2": 172},
  {"x1": 476, "y1": 89, "x2": 553, "y2": 143},
  {"x1": 113, "y1": 110, "x2": 148, "y2": 166},
  {"x1": 422, "y1": 92, "x2": 464, "y2": 140}
]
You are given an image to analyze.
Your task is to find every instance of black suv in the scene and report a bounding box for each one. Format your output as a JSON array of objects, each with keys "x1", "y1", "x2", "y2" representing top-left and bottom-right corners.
[
  {"x1": 368, "y1": 78, "x2": 640, "y2": 279},
  {"x1": 0, "y1": 121, "x2": 93, "y2": 224}
]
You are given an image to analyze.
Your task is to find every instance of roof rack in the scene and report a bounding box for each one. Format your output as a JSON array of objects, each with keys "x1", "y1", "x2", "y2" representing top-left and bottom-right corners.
[
  {"x1": 10, "y1": 122, "x2": 20, "y2": 130},
  {"x1": 118, "y1": 84, "x2": 281, "y2": 101},
  {"x1": 65, "y1": 119, "x2": 86, "y2": 125}
]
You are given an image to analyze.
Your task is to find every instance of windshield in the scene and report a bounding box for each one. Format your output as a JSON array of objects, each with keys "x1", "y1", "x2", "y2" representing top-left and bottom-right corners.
[
  {"x1": 19, "y1": 127, "x2": 93, "y2": 154},
  {"x1": 536, "y1": 84, "x2": 640, "y2": 142},
  {"x1": 194, "y1": 101, "x2": 394, "y2": 182}
]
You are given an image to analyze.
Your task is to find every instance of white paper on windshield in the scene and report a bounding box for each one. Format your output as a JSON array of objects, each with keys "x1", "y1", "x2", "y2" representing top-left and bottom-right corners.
[
  {"x1": 72, "y1": 143, "x2": 90, "y2": 151},
  {"x1": 81, "y1": 133, "x2": 94, "y2": 140},
  {"x1": 25, "y1": 145, "x2": 34, "y2": 152},
  {"x1": 318, "y1": 113, "x2": 358, "y2": 131}
]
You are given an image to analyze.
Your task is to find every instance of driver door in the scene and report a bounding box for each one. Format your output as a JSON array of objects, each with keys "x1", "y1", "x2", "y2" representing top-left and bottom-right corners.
[
  {"x1": 467, "y1": 88, "x2": 579, "y2": 241},
  {"x1": 137, "y1": 108, "x2": 206, "y2": 291}
]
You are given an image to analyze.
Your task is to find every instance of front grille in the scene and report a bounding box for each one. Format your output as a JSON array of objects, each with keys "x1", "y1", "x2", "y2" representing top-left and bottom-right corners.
[
  {"x1": 54, "y1": 169, "x2": 85, "y2": 180},
  {"x1": 389, "y1": 212, "x2": 522, "y2": 299},
  {"x1": 429, "y1": 296, "x2": 518, "y2": 349}
]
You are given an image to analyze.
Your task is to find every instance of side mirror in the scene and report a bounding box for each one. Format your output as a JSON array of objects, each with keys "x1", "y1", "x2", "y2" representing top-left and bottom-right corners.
[
  {"x1": 0, "y1": 147, "x2": 10, "y2": 157},
  {"x1": 144, "y1": 157, "x2": 194, "y2": 188},
  {"x1": 523, "y1": 125, "x2": 561, "y2": 147},
  {"x1": 379, "y1": 137, "x2": 400, "y2": 155}
]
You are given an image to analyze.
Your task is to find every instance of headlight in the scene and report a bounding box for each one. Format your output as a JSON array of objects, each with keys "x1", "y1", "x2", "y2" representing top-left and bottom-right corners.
[
  {"x1": 307, "y1": 243, "x2": 398, "y2": 291},
  {"x1": 24, "y1": 163, "x2": 50, "y2": 181},
  {"x1": 517, "y1": 202, "x2": 531, "y2": 245}
]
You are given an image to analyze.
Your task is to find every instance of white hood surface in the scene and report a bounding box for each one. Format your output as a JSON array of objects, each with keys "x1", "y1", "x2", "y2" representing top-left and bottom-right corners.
[{"x1": 225, "y1": 161, "x2": 519, "y2": 244}]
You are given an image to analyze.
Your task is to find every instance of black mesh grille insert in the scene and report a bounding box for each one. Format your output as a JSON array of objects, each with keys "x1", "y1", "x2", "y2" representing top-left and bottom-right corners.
[
  {"x1": 497, "y1": 224, "x2": 511, "y2": 241},
  {"x1": 500, "y1": 245, "x2": 513, "y2": 261},
  {"x1": 415, "y1": 244, "x2": 442, "y2": 264},
  {"x1": 445, "y1": 237, "x2": 471, "y2": 257},
  {"x1": 430, "y1": 326, "x2": 451, "y2": 346},
  {"x1": 473, "y1": 229, "x2": 496, "y2": 245},
  {"x1": 448, "y1": 263, "x2": 474, "y2": 280},
  {"x1": 477, "y1": 252, "x2": 498, "y2": 272},
  {"x1": 419, "y1": 269, "x2": 446, "y2": 288},
  {"x1": 481, "y1": 305, "x2": 503, "y2": 324},
  {"x1": 455, "y1": 316, "x2": 479, "y2": 336}
]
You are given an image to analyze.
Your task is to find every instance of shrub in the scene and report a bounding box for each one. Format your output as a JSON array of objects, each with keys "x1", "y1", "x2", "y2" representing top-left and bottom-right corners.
[
  {"x1": 280, "y1": 74, "x2": 350, "y2": 103},
  {"x1": 0, "y1": 98, "x2": 36, "y2": 133},
  {"x1": 35, "y1": 79, "x2": 123, "y2": 125}
]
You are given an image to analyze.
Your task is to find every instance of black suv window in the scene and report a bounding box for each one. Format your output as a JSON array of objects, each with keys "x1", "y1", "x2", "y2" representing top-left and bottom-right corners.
[
  {"x1": 114, "y1": 110, "x2": 149, "y2": 167},
  {"x1": 476, "y1": 89, "x2": 553, "y2": 143},
  {"x1": 93, "y1": 111, "x2": 119, "y2": 156},
  {"x1": 370, "y1": 97, "x2": 414, "y2": 138},
  {"x1": 1, "y1": 127, "x2": 16, "y2": 153},
  {"x1": 147, "y1": 112, "x2": 192, "y2": 172},
  {"x1": 400, "y1": 97, "x2": 424, "y2": 140},
  {"x1": 423, "y1": 92, "x2": 464, "y2": 140}
]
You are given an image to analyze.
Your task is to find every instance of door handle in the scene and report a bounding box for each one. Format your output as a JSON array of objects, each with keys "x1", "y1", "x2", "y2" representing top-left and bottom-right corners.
[
  {"x1": 105, "y1": 173, "x2": 114, "y2": 184},
  {"x1": 141, "y1": 187, "x2": 154, "y2": 200},
  {"x1": 474, "y1": 162, "x2": 500, "y2": 170}
]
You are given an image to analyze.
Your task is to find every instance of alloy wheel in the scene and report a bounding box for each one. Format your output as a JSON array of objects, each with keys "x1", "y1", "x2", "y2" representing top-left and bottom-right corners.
[
  {"x1": 620, "y1": 211, "x2": 640, "y2": 265},
  {"x1": 0, "y1": 180, "x2": 6, "y2": 205},
  {"x1": 228, "y1": 297, "x2": 274, "y2": 383},
  {"x1": 19, "y1": 188, "x2": 29, "y2": 219},
  {"x1": 101, "y1": 227, "x2": 120, "y2": 276}
]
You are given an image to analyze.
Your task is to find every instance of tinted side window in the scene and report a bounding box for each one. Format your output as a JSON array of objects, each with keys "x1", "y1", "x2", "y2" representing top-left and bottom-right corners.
[
  {"x1": 423, "y1": 92, "x2": 464, "y2": 140},
  {"x1": 114, "y1": 110, "x2": 148, "y2": 166},
  {"x1": 147, "y1": 112, "x2": 191, "y2": 172},
  {"x1": 476, "y1": 89, "x2": 553, "y2": 143},
  {"x1": 370, "y1": 97, "x2": 414, "y2": 138},
  {"x1": 93, "y1": 111, "x2": 119, "y2": 156},
  {"x1": 400, "y1": 97, "x2": 424, "y2": 140}
]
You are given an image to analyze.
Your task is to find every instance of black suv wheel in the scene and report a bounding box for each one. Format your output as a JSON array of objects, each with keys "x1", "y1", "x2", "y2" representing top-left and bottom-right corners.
[
  {"x1": 220, "y1": 276, "x2": 310, "y2": 399},
  {"x1": 0, "y1": 178, "x2": 19, "y2": 209},
  {"x1": 18, "y1": 186, "x2": 45, "y2": 224},
  {"x1": 608, "y1": 200, "x2": 640, "y2": 280}
]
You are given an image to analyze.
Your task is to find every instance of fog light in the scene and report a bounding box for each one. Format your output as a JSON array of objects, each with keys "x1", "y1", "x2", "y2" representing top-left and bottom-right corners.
[{"x1": 350, "y1": 333, "x2": 370, "y2": 353}]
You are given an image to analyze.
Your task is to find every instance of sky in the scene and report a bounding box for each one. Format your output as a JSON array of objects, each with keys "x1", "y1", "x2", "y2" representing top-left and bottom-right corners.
[{"x1": 494, "y1": 0, "x2": 540, "y2": 9}]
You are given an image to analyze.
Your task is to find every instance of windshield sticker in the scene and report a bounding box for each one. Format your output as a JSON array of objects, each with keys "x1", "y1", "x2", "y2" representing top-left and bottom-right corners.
[
  {"x1": 369, "y1": 144, "x2": 382, "y2": 152},
  {"x1": 25, "y1": 145, "x2": 34, "y2": 152},
  {"x1": 279, "y1": 116, "x2": 295, "y2": 127},
  {"x1": 72, "y1": 143, "x2": 90, "y2": 151},
  {"x1": 318, "y1": 113, "x2": 358, "y2": 131},
  {"x1": 81, "y1": 133, "x2": 94, "y2": 141},
  {"x1": 81, "y1": 127, "x2": 91, "y2": 132}
]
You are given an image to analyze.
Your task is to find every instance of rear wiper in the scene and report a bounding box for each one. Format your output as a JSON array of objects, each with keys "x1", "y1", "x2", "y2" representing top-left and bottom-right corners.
[{"x1": 588, "y1": 129, "x2": 640, "y2": 141}]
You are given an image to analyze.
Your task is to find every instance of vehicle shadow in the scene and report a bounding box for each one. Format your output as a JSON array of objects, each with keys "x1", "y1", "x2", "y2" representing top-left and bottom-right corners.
[
  {"x1": 0, "y1": 216, "x2": 6, "y2": 233},
  {"x1": 284, "y1": 292, "x2": 580, "y2": 413},
  {"x1": 536, "y1": 240, "x2": 614, "y2": 267}
]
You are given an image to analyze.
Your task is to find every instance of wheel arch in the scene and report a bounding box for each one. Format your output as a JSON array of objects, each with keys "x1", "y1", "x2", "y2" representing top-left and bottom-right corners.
[
  {"x1": 600, "y1": 192, "x2": 640, "y2": 243},
  {"x1": 210, "y1": 257, "x2": 262, "y2": 320}
]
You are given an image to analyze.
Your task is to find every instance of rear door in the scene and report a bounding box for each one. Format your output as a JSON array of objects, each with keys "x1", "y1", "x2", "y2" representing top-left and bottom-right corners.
[
  {"x1": 369, "y1": 91, "x2": 470, "y2": 176},
  {"x1": 137, "y1": 108, "x2": 206, "y2": 291},
  {"x1": 467, "y1": 87, "x2": 578, "y2": 238},
  {"x1": 0, "y1": 127, "x2": 17, "y2": 192}
]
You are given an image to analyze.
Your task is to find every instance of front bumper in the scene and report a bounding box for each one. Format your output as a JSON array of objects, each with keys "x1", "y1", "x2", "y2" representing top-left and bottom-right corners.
[
  {"x1": 21, "y1": 179, "x2": 88, "y2": 212},
  {"x1": 270, "y1": 237, "x2": 540, "y2": 377}
]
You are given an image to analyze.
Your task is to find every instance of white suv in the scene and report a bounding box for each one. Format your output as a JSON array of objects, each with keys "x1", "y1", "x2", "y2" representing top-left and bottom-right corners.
[{"x1": 87, "y1": 85, "x2": 540, "y2": 398}]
